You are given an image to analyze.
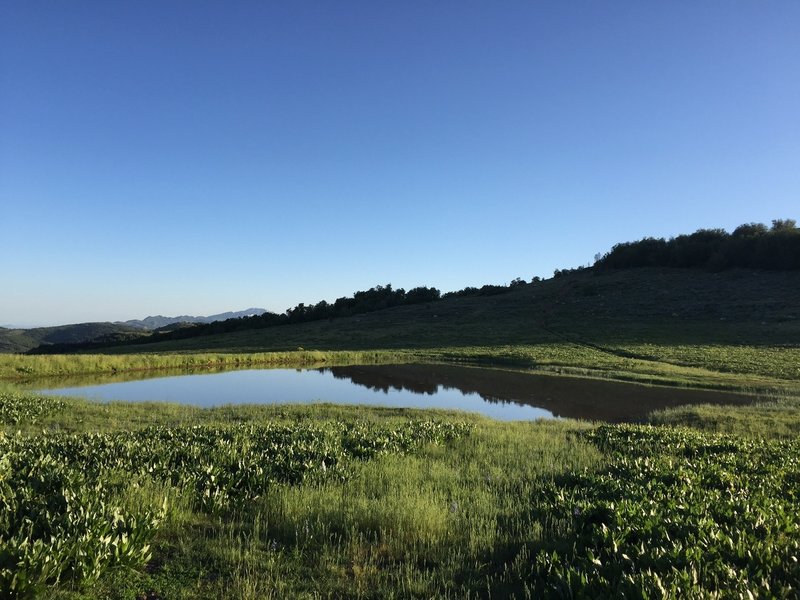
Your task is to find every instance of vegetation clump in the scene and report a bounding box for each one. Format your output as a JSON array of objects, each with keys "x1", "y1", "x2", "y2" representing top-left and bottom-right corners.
[
  {"x1": 0, "y1": 417, "x2": 471, "y2": 598},
  {"x1": 0, "y1": 391, "x2": 65, "y2": 425},
  {"x1": 518, "y1": 425, "x2": 800, "y2": 598},
  {"x1": 0, "y1": 438, "x2": 165, "y2": 598}
]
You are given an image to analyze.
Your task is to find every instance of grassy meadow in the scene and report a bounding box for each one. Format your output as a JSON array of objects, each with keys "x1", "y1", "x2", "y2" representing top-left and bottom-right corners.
[
  {"x1": 2, "y1": 267, "x2": 799, "y2": 597},
  {"x1": 2, "y1": 388, "x2": 799, "y2": 598}
]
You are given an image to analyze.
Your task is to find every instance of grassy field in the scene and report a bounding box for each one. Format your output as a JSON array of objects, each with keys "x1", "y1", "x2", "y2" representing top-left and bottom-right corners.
[{"x1": 2, "y1": 387, "x2": 799, "y2": 598}]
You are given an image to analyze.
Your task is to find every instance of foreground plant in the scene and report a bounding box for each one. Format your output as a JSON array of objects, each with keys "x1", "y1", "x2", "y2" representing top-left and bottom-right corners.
[
  {"x1": 0, "y1": 449, "x2": 164, "y2": 598},
  {"x1": 518, "y1": 425, "x2": 800, "y2": 598},
  {"x1": 0, "y1": 391, "x2": 65, "y2": 425},
  {"x1": 0, "y1": 419, "x2": 471, "y2": 598}
]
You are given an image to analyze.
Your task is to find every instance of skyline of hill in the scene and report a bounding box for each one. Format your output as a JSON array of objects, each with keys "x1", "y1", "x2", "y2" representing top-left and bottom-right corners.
[{"x1": 5, "y1": 219, "x2": 798, "y2": 355}]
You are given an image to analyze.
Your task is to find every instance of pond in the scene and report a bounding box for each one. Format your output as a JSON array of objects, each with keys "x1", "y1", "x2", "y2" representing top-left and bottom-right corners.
[{"x1": 34, "y1": 363, "x2": 756, "y2": 422}]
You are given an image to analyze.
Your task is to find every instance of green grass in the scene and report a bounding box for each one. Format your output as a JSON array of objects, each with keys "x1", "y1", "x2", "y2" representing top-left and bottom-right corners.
[
  {"x1": 520, "y1": 424, "x2": 800, "y2": 597},
  {"x1": 2, "y1": 386, "x2": 800, "y2": 598},
  {"x1": 650, "y1": 397, "x2": 800, "y2": 439},
  {"x1": 1, "y1": 389, "x2": 599, "y2": 599},
  {"x1": 0, "y1": 350, "x2": 415, "y2": 380}
]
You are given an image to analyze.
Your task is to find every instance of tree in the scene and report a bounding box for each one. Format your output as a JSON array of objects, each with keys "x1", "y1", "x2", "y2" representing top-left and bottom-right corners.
[
  {"x1": 771, "y1": 219, "x2": 797, "y2": 232},
  {"x1": 732, "y1": 222, "x2": 768, "y2": 237},
  {"x1": 405, "y1": 286, "x2": 441, "y2": 304}
]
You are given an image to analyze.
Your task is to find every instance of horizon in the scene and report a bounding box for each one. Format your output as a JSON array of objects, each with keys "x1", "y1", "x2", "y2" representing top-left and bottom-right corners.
[
  {"x1": 1, "y1": 306, "x2": 269, "y2": 330},
  {"x1": 3, "y1": 3, "x2": 798, "y2": 326}
]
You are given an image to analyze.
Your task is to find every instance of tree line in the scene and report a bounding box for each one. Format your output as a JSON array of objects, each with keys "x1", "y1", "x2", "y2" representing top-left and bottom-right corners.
[{"x1": 595, "y1": 219, "x2": 800, "y2": 271}]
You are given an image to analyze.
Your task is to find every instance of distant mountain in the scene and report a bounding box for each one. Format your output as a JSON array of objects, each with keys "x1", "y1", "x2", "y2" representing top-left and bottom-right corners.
[
  {"x1": 0, "y1": 309, "x2": 268, "y2": 354},
  {"x1": 120, "y1": 308, "x2": 267, "y2": 330}
]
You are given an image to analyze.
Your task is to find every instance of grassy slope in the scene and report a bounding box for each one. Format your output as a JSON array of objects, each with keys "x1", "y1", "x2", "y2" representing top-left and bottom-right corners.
[
  {"x1": 91, "y1": 267, "x2": 800, "y2": 351},
  {"x1": 7, "y1": 267, "x2": 797, "y2": 394},
  {"x1": 0, "y1": 322, "x2": 145, "y2": 353}
]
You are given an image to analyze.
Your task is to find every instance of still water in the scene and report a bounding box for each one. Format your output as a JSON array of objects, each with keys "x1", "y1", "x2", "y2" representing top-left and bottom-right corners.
[
  {"x1": 34, "y1": 364, "x2": 753, "y2": 422},
  {"x1": 35, "y1": 364, "x2": 755, "y2": 422}
]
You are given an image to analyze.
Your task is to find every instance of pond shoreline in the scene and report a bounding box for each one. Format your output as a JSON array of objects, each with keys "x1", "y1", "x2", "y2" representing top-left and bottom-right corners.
[{"x1": 31, "y1": 362, "x2": 760, "y2": 423}]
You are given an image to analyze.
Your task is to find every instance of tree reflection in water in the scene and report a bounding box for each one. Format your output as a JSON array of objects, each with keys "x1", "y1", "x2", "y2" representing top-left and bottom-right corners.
[{"x1": 323, "y1": 364, "x2": 754, "y2": 423}]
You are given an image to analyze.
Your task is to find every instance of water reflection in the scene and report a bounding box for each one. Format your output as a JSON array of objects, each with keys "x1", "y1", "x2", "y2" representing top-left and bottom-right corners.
[
  {"x1": 19, "y1": 365, "x2": 258, "y2": 389},
  {"x1": 33, "y1": 363, "x2": 759, "y2": 422},
  {"x1": 322, "y1": 364, "x2": 755, "y2": 422}
]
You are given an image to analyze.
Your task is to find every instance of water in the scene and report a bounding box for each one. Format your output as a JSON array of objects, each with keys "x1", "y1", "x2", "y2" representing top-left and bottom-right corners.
[{"x1": 35, "y1": 363, "x2": 755, "y2": 422}]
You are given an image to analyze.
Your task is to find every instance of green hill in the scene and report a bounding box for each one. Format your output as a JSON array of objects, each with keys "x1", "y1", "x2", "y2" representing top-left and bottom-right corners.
[
  {"x1": 61, "y1": 267, "x2": 795, "y2": 394},
  {"x1": 93, "y1": 267, "x2": 800, "y2": 354},
  {"x1": 0, "y1": 322, "x2": 146, "y2": 353},
  {"x1": 24, "y1": 218, "x2": 799, "y2": 361}
]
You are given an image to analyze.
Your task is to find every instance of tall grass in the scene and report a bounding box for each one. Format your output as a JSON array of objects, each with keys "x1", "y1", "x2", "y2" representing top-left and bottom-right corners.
[
  {"x1": 4, "y1": 342, "x2": 799, "y2": 397},
  {"x1": 649, "y1": 393, "x2": 800, "y2": 438},
  {"x1": 39, "y1": 416, "x2": 599, "y2": 599},
  {"x1": 0, "y1": 350, "x2": 415, "y2": 380}
]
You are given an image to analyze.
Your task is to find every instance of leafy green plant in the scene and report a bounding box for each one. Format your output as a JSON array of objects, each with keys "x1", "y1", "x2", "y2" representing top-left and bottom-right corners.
[
  {"x1": 518, "y1": 425, "x2": 800, "y2": 598},
  {"x1": 0, "y1": 391, "x2": 65, "y2": 425},
  {"x1": 0, "y1": 419, "x2": 471, "y2": 598},
  {"x1": 0, "y1": 449, "x2": 164, "y2": 598}
]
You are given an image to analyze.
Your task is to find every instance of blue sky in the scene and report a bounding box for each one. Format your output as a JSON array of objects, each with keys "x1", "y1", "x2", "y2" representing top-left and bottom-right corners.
[{"x1": 2, "y1": 2, "x2": 798, "y2": 327}]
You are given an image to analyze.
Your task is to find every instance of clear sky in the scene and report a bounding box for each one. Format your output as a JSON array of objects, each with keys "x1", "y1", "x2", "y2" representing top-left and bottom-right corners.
[{"x1": 2, "y1": 2, "x2": 798, "y2": 327}]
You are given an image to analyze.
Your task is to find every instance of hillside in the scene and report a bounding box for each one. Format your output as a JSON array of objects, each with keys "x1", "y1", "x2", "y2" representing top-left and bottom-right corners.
[
  {"x1": 17, "y1": 220, "x2": 799, "y2": 357},
  {"x1": 0, "y1": 309, "x2": 269, "y2": 354},
  {"x1": 32, "y1": 267, "x2": 779, "y2": 394},
  {"x1": 0, "y1": 322, "x2": 145, "y2": 354},
  {"x1": 92, "y1": 267, "x2": 800, "y2": 352}
]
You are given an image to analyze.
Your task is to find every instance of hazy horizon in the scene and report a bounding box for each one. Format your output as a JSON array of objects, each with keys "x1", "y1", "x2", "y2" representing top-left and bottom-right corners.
[
  {"x1": 1, "y1": 306, "x2": 269, "y2": 330},
  {"x1": 3, "y1": 3, "x2": 798, "y2": 326}
]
